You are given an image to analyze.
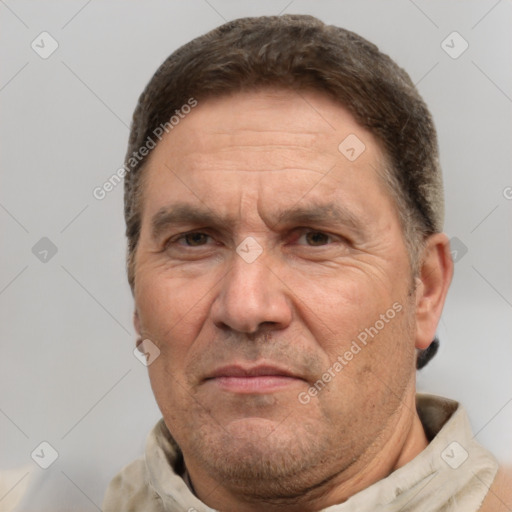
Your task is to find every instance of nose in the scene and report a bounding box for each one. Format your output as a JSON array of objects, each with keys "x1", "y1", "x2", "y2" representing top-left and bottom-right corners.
[{"x1": 210, "y1": 249, "x2": 293, "y2": 334}]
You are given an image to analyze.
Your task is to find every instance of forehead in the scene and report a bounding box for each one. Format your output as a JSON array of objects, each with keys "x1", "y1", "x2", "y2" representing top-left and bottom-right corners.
[
  {"x1": 139, "y1": 88, "x2": 396, "y2": 227},
  {"x1": 153, "y1": 88, "x2": 379, "y2": 166}
]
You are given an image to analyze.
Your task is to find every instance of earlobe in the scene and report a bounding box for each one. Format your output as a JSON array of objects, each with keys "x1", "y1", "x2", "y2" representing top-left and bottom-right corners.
[{"x1": 415, "y1": 233, "x2": 454, "y2": 350}]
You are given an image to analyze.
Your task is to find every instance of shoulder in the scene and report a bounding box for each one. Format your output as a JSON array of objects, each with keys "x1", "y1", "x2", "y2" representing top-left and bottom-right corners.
[
  {"x1": 479, "y1": 465, "x2": 512, "y2": 512},
  {"x1": 102, "y1": 457, "x2": 163, "y2": 512}
]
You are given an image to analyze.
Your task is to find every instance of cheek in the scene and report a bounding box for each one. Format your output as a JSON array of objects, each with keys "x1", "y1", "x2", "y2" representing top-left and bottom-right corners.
[
  {"x1": 134, "y1": 269, "x2": 213, "y2": 355},
  {"x1": 137, "y1": 273, "x2": 214, "y2": 420},
  {"x1": 305, "y1": 301, "x2": 415, "y2": 427},
  {"x1": 288, "y1": 263, "x2": 415, "y2": 409},
  {"x1": 287, "y1": 265, "x2": 400, "y2": 348}
]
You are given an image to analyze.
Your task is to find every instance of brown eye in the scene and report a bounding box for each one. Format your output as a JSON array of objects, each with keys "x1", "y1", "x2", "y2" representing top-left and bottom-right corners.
[
  {"x1": 304, "y1": 231, "x2": 331, "y2": 246},
  {"x1": 182, "y1": 232, "x2": 209, "y2": 246}
]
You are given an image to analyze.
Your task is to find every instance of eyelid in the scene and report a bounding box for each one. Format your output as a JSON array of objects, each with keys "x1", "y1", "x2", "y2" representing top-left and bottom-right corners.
[
  {"x1": 165, "y1": 229, "x2": 215, "y2": 248},
  {"x1": 292, "y1": 227, "x2": 345, "y2": 243}
]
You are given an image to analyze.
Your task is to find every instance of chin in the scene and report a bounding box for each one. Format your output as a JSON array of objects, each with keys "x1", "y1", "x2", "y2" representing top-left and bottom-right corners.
[
  {"x1": 185, "y1": 413, "x2": 334, "y2": 494},
  {"x1": 223, "y1": 416, "x2": 292, "y2": 440}
]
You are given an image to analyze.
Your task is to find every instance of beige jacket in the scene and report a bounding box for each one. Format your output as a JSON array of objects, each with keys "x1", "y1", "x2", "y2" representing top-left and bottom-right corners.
[{"x1": 103, "y1": 394, "x2": 500, "y2": 511}]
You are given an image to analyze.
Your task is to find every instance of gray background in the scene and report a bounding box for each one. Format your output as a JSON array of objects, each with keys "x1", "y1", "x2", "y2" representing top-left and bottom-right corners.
[{"x1": 1, "y1": 0, "x2": 511, "y2": 510}]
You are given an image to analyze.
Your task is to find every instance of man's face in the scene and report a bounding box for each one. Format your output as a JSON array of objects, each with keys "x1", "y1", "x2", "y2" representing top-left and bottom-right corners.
[{"x1": 133, "y1": 89, "x2": 419, "y2": 497}]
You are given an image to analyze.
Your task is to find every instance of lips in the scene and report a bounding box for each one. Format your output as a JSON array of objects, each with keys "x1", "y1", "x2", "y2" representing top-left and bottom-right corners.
[
  {"x1": 206, "y1": 365, "x2": 298, "y2": 379},
  {"x1": 204, "y1": 364, "x2": 304, "y2": 393}
]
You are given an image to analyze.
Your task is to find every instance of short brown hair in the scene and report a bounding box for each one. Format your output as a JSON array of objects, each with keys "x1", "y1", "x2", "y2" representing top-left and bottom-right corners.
[{"x1": 124, "y1": 14, "x2": 443, "y2": 290}]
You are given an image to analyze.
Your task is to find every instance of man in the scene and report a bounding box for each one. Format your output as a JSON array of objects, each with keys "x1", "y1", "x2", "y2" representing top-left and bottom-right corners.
[{"x1": 103, "y1": 14, "x2": 510, "y2": 512}]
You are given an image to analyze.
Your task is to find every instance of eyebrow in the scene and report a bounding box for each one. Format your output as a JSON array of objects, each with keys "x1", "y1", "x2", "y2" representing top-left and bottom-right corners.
[
  {"x1": 151, "y1": 203, "x2": 232, "y2": 241},
  {"x1": 150, "y1": 201, "x2": 365, "y2": 242},
  {"x1": 275, "y1": 202, "x2": 364, "y2": 231}
]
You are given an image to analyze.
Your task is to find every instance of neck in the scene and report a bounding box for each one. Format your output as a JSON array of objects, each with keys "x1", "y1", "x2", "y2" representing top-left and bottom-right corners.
[{"x1": 187, "y1": 393, "x2": 428, "y2": 512}]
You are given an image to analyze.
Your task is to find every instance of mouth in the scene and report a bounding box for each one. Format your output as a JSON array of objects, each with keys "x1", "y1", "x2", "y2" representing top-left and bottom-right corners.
[{"x1": 204, "y1": 364, "x2": 304, "y2": 393}]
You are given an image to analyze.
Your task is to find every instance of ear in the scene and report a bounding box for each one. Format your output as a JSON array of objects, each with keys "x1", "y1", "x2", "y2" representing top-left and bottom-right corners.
[
  {"x1": 133, "y1": 309, "x2": 141, "y2": 338},
  {"x1": 414, "y1": 233, "x2": 454, "y2": 350}
]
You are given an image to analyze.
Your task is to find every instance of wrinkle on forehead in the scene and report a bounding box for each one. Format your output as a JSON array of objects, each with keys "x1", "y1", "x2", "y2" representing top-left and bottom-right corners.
[
  {"x1": 158, "y1": 125, "x2": 345, "y2": 176},
  {"x1": 174, "y1": 150, "x2": 338, "y2": 175},
  {"x1": 153, "y1": 88, "x2": 377, "y2": 170}
]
